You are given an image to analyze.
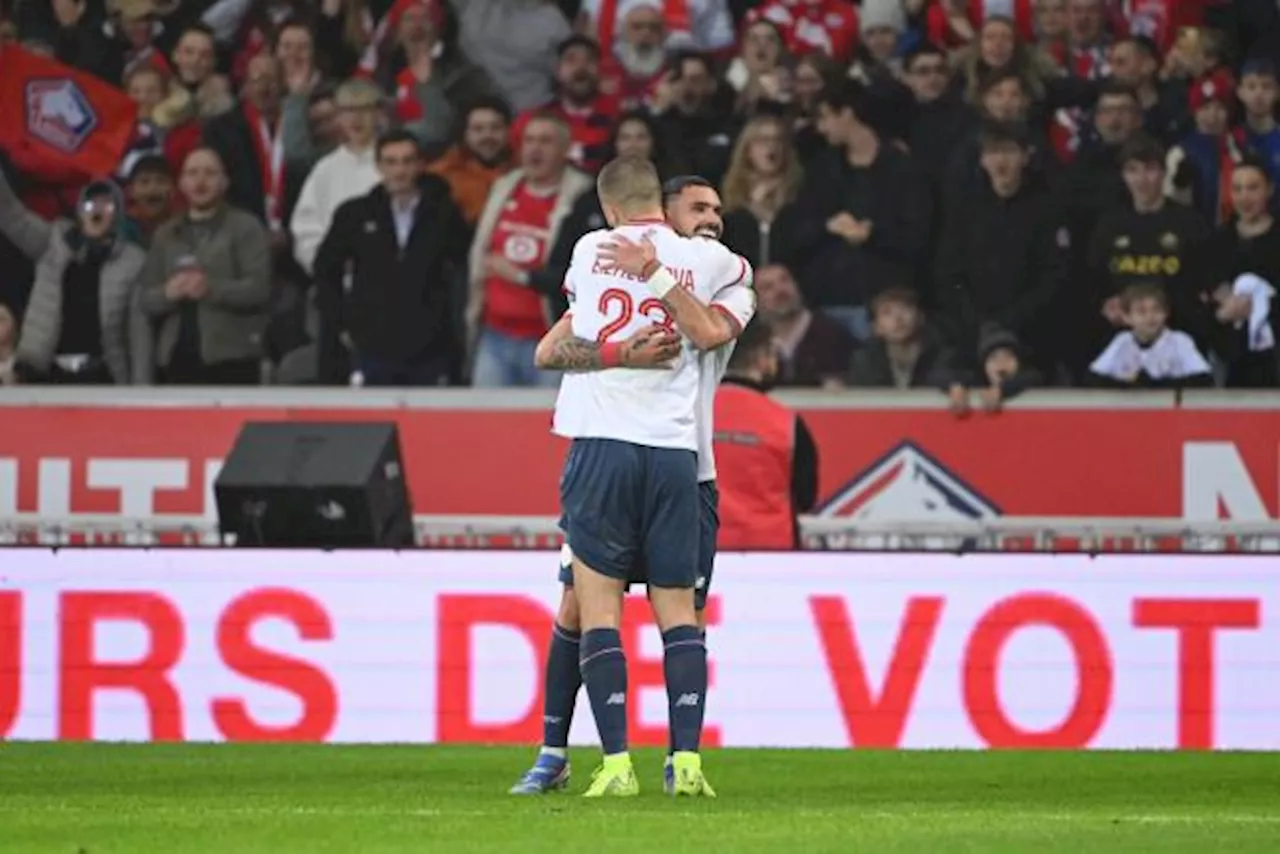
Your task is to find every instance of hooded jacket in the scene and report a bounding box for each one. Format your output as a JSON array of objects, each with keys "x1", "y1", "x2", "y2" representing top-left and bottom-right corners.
[{"x1": 16, "y1": 180, "x2": 151, "y2": 383}]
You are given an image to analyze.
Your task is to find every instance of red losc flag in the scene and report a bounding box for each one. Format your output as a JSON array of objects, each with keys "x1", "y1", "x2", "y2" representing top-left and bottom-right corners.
[{"x1": 0, "y1": 46, "x2": 138, "y2": 184}]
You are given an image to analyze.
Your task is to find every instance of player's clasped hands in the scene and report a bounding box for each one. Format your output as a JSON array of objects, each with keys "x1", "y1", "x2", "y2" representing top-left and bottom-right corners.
[
  {"x1": 599, "y1": 234, "x2": 658, "y2": 277},
  {"x1": 622, "y1": 324, "x2": 682, "y2": 369}
]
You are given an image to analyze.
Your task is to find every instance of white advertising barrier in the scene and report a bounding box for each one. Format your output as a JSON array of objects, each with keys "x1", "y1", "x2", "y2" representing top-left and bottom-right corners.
[{"x1": 1, "y1": 551, "x2": 1276, "y2": 750}]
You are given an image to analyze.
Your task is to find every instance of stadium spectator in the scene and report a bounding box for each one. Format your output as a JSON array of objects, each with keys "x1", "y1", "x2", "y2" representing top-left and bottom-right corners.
[
  {"x1": 596, "y1": 0, "x2": 674, "y2": 111},
  {"x1": 651, "y1": 51, "x2": 737, "y2": 186},
  {"x1": 789, "y1": 51, "x2": 838, "y2": 162},
  {"x1": 856, "y1": 0, "x2": 905, "y2": 77},
  {"x1": 526, "y1": 111, "x2": 666, "y2": 318},
  {"x1": 713, "y1": 317, "x2": 818, "y2": 550},
  {"x1": 956, "y1": 16, "x2": 1052, "y2": 110},
  {"x1": 1205, "y1": 158, "x2": 1280, "y2": 388},
  {"x1": 164, "y1": 24, "x2": 234, "y2": 119},
  {"x1": 203, "y1": 55, "x2": 306, "y2": 237},
  {"x1": 724, "y1": 18, "x2": 786, "y2": 116},
  {"x1": 377, "y1": 0, "x2": 495, "y2": 156},
  {"x1": 290, "y1": 79, "x2": 385, "y2": 276},
  {"x1": 943, "y1": 71, "x2": 1046, "y2": 215},
  {"x1": 428, "y1": 97, "x2": 515, "y2": 229},
  {"x1": 124, "y1": 155, "x2": 180, "y2": 245},
  {"x1": 928, "y1": 0, "x2": 1037, "y2": 49},
  {"x1": 577, "y1": 0, "x2": 736, "y2": 55},
  {"x1": 1035, "y1": 0, "x2": 1069, "y2": 60},
  {"x1": 1107, "y1": 36, "x2": 1186, "y2": 144},
  {"x1": 454, "y1": 0, "x2": 572, "y2": 112},
  {"x1": 0, "y1": 302, "x2": 15, "y2": 384},
  {"x1": 275, "y1": 19, "x2": 321, "y2": 96},
  {"x1": 935, "y1": 121, "x2": 1067, "y2": 371},
  {"x1": 1166, "y1": 69, "x2": 1244, "y2": 226},
  {"x1": 850, "y1": 287, "x2": 958, "y2": 389},
  {"x1": 511, "y1": 35, "x2": 619, "y2": 174},
  {"x1": 1087, "y1": 281, "x2": 1213, "y2": 387},
  {"x1": 467, "y1": 114, "x2": 590, "y2": 386},
  {"x1": 948, "y1": 324, "x2": 1044, "y2": 415},
  {"x1": 7, "y1": 180, "x2": 148, "y2": 385},
  {"x1": 754, "y1": 263, "x2": 853, "y2": 388},
  {"x1": 903, "y1": 43, "x2": 970, "y2": 192},
  {"x1": 1058, "y1": 83, "x2": 1142, "y2": 231},
  {"x1": 138, "y1": 147, "x2": 273, "y2": 385},
  {"x1": 314, "y1": 130, "x2": 467, "y2": 386},
  {"x1": 720, "y1": 114, "x2": 803, "y2": 269},
  {"x1": 1236, "y1": 60, "x2": 1280, "y2": 188},
  {"x1": 795, "y1": 79, "x2": 931, "y2": 341},
  {"x1": 1087, "y1": 135, "x2": 1213, "y2": 359}
]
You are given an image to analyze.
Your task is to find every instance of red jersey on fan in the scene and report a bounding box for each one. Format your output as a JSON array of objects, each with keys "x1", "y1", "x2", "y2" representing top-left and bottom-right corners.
[
  {"x1": 511, "y1": 95, "x2": 619, "y2": 173},
  {"x1": 599, "y1": 64, "x2": 663, "y2": 113},
  {"x1": 482, "y1": 182, "x2": 559, "y2": 339},
  {"x1": 926, "y1": 0, "x2": 1035, "y2": 49},
  {"x1": 746, "y1": 0, "x2": 859, "y2": 64}
]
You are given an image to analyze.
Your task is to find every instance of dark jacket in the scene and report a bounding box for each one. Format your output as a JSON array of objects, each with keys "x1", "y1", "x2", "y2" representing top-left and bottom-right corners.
[
  {"x1": 791, "y1": 143, "x2": 932, "y2": 308},
  {"x1": 203, "y1": 104, "x2": 310, "y2": 229},
  {"x1": 721, "y1": 204, "x2": 802, "y2": 270},
  {"x1": 849, "y1": 327, "x2": 958, "y2": 389},
  {"x1": 313, "y1": 177, "x2": 467, "y2": 373},
  {"x1": 934, "y1": 174, "x2": 1068, "y2": 351}
]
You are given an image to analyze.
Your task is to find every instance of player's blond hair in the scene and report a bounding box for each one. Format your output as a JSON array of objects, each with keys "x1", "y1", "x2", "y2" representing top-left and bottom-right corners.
[{"x1": 596, "y1": 156, "x2": 663, "y2": 214}]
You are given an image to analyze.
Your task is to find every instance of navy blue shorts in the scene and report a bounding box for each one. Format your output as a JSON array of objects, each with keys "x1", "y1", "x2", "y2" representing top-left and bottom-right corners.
[
  {"x1": 557, "y1": 437, "x2": 700, "y2": 594},
  {"x1": 560, "y1": 474, "x2": 719, "y2": 611}
]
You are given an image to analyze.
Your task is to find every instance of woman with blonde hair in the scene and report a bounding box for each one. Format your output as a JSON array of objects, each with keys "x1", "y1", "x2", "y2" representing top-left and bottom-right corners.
[{"x1": 721, "y1": 114, "x2": 803, "y2": 267}]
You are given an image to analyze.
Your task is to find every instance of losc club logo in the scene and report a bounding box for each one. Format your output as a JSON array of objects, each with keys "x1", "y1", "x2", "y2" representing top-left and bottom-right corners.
[
  {"x1": 811, "y1": 442, "x2": 1000, "y2": 549},
  {"x1": 25, "y1": 78, "x2": 98, "y2": 154}
]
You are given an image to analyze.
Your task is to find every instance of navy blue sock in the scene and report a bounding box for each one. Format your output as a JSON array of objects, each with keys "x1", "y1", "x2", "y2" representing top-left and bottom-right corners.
[
  {"x1": 663, "y1": 625, "x2": 707, "y2": 754},
  {"x1": 542, "y1": 623, "x2": 581, "y2": 749},
  {"x1": 669, "y1": 627, "x2": 710, "y2": 756},
  {"x1": 580, "y1": 628, "x2": 628, "y2": 755}
]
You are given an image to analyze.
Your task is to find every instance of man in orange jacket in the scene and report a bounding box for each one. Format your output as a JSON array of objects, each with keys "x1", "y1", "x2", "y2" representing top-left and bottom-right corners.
[{"x1": 714, "y1": 317, "x2": 818, "y2": 549}]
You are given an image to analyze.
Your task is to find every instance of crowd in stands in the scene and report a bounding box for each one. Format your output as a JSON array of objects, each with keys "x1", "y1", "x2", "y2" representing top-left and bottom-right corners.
[{"x1": 0, "y1": 0, "x2": 1277, "y2": 398}]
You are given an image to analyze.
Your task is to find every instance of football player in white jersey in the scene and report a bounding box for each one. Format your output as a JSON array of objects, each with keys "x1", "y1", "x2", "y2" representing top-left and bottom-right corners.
[
  {"x1": 544, "y1": 157, "x2": 753, "y2": 798},
  {"x1": 511, "y1": 176, "x2": 753, "y2": 797}
]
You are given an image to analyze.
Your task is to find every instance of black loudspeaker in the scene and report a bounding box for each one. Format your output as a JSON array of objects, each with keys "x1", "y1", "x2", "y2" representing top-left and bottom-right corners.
[{"x1": 214, "y1": 422, "x2": 414, "y2": 548}]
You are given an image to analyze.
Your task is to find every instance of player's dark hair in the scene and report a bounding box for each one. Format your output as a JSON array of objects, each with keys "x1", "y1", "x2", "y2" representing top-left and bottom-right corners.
[
  {"x1": 1121, "y1": 281, "x2": 1169, "y2": 311},
  {"x1": 1119, "y1": 133, "x2": 1165, "y2": 167},
  {"x1": 376, "y1": 129, "x2": 422, "y2": 159},
  {"x1": 727, "y1": 317, "x2": 775, "y2": 371},
  {"x1": 662, "y1": 174, "x2": 714, "y2": 201}
]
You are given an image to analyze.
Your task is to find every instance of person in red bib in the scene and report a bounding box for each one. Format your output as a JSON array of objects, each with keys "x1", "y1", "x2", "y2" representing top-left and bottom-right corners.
[
  {"x1": 713, "y1": 318, "x2": 818, "y2": 550},
  {"x1": 511, "y1": 36, "x2": 620, "y2": 174},
  {"x1": 467, "y1": 114, "x2": 594, "y2": 387}
]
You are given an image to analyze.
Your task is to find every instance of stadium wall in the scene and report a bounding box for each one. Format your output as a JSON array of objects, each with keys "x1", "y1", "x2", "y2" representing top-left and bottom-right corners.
[{"x1": 2, "y1": 550, "x2": 1276, "y2": 750}]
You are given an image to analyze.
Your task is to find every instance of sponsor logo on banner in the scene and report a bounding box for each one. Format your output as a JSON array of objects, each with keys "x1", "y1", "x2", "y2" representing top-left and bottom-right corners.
[
  {"x1": 0, "y1": 551, "x2": 1276, "y2": 750},
  {"x1": 0, "y1": 404, "x2": 1276, "y2": 524}
]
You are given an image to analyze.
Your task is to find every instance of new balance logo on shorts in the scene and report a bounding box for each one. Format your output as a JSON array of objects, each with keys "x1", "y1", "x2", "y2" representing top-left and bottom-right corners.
[
  {"x1": 675, "y1": 693, "x2": 700, "y2": 708},
  {"x1": 606, "y1": 692, "x2": 626, "y2": 705}
]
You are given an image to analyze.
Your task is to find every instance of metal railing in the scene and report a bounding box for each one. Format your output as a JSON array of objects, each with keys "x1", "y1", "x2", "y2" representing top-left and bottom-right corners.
[{"x1": 1, "y1": 513, "x2": 1278, "y2": 553}]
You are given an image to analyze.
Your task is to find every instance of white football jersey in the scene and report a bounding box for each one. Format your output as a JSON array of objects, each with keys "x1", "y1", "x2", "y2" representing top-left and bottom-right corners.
[
  {"x1": 553, "y1": 222, "x2": 751, "y2": 452},
  {"x1": 695, "y1": 271, "x2": 757, "y2": 482}
]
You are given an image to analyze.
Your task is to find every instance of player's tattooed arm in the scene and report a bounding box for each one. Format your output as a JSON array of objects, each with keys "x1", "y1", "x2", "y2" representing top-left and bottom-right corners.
[{"x1": 535, "y1": 316, "x2": 681, "y2": 371}]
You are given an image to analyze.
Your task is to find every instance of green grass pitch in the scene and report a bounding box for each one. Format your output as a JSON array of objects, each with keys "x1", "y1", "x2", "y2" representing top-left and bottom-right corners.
[{"x1": 3, "y1": 744, "x2": 1278, "y2": 853}]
